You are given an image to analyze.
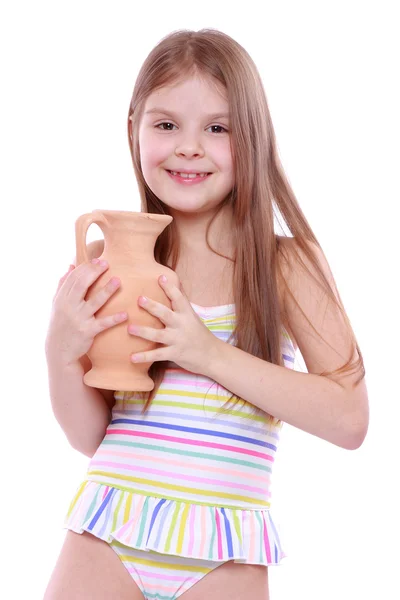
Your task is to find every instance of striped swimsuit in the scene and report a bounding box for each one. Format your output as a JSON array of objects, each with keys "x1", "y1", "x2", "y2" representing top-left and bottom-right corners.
[{"x1": 64, "y1": 302, "x2": 296, "y2": 599}]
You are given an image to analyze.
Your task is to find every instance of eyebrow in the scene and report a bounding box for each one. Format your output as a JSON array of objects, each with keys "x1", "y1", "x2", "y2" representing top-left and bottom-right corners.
[{"x1": 144, "y1": 107, "x2": 230, "y2": 120}]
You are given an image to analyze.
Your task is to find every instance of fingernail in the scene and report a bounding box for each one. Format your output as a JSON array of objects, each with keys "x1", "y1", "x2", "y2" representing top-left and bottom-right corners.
[
  {"x1": 160, "y1": 275, "x2": 167, "y2": 283},
  {"x1": 91, "y1": 258, "x2": 100, "y2": 264}
]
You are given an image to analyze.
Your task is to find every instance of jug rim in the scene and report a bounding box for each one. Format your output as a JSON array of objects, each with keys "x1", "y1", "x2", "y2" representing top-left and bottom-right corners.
[{"x1": 94, "y1": 209, "x2": 172, "y2": 221}]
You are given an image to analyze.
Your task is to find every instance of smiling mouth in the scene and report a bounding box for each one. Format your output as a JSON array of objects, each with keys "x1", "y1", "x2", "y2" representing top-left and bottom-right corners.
[{"x1": 166, "y1": 170, "x2": 212, "y2": 177}]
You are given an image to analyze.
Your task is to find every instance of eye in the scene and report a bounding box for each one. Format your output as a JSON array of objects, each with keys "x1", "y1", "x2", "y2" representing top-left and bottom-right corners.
[
  {"x1": 156, "y1": 122, "x2": 177, "y2": 131},
  {"x1": 155, "y1": 122, "x2": 228, "y2": 134},
  {"x1": 207, "y1": 125, "x2": 228, "y2": 134}
]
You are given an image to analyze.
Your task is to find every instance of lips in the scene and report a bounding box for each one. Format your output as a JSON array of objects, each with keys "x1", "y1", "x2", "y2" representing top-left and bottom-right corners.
[
  {"x1": 165, "y1": 170, "x2": 212, "y2": 184},
  {"x1": 166, "y1": 170, "x2": 212, "y2": 176}
]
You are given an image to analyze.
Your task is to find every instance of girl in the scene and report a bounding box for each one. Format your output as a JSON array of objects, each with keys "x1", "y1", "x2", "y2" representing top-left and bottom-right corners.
[{"x1": 44, "y1": 28, "x2": 369, "y2": 600}]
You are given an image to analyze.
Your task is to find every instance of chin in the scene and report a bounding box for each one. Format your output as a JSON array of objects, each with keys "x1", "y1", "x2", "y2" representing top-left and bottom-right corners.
[{"x1": 160, "y1": 197, "x2": 224, "y2": 215}]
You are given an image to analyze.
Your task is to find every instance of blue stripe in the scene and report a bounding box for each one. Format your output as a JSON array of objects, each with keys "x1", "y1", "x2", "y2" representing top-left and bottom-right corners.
[
  {"x1": 146, "y1": 498, "x2": 167, "y2": 544},
  {"x1": 154, "y1": 501, "x2": 172, "y2": 550},
  {"x1": 220, "y1": 508, "x2": 234, "y2": 558},
  {"x1": 282, "y1": 352, "x2": 295, "y2": 363},
  {"x1": 111, "y1": 418, "x2": 277, "y2": 451},
  {"x1": 118, "y1": 410, "x2": 281, "y2": 439},
  {"x1": 267, "y1": 512, "x2": 283, "y2": 553},
  {"x1": 98, "y1": 488, "x2": 116, "y2": 537},
  {"x1": 87, "y1": 488, "x2": 115, "y2": 531}
]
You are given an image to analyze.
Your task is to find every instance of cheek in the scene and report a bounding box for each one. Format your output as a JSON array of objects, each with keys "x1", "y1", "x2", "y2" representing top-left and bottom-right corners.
[
  {"x1": 139, "y1": 149, "x2": 165, "y2": 186},
  {"x1": 140, "y1": 135, "x2": 170, "y2": 169},
  {"x1": 216, "y1": 141, "x2": 234, "y2": 169}
]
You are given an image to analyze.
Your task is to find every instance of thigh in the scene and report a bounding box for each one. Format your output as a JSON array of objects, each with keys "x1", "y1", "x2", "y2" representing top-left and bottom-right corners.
[
  {"x1": 179, "y1": 561, "x2": 269, "y2": 600},
  {"x1": 43, "y1": 531, "x2": 144, "y2": 600}
]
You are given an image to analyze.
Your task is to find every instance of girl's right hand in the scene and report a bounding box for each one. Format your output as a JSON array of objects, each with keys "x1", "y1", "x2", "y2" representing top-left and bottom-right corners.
[{"x1": 45, "y1": 259, "x2": 128, "y2": 365}]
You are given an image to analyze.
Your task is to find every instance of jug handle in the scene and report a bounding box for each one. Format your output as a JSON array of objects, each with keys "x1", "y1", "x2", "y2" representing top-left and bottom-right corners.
[{"x1": 75, "y1": 210, "x2": 108, "y2": 265}]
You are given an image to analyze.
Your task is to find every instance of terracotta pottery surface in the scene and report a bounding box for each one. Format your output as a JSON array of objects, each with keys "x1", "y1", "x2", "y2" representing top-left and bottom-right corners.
[{"x1": 75, "y1": 209, "x2": 178, "y2": 391}]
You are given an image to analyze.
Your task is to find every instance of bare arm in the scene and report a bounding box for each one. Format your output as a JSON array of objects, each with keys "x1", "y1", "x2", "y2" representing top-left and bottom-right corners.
[
  {"x1": 45, "y1": 238, "x2": 121, "y2": 457},
  {"x1": 75, "y1": 239, "x2": 115, "y2": 412},
  {"x1": 205, "y1": 240, "x2": 369, "y2": 450},
  {"x1": 45, "y1": 353, "x2": 112, "y2": 457},
  {"x1": 206, "y1": 342, "x2": 366, "y2": 450}
]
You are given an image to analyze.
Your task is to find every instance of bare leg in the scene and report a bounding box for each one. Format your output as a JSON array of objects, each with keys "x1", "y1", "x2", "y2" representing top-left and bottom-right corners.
[
  {"x1": 43, "y1": 531, "x2": 144, "y2": 600},
  {"x1": 178, "y1": 560, "x2": 269, "y2": 600}
]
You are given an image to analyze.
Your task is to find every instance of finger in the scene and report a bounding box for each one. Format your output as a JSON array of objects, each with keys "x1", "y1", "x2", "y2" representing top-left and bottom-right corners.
[
  {"x1": 158, "y1": 275, "x2": 186, "y2": 307},
  {"x1": 138, "y1": 295, "x2": 173, "y2": 325},
  {"x1": 58, "y1": 264, "x2": 75, "y2": 286},
  {"x1": 84, "y1": 275, "x2": 122, "y2": 317},
  {"x1": 53, "y1": 265, "x2": 75, "y2": 300},
  {"x1": 65, "y1": 259, "x2": 109, "y2": 302},
  {"x1": 94, "y1": 310, "x2": 128, "y2": 334},
  {"x1": 130, "y1": 346, "x2": 169, "y2": 364},
  {"x1": 127, "y1": 324, "x2": 166, "y2": 344}
]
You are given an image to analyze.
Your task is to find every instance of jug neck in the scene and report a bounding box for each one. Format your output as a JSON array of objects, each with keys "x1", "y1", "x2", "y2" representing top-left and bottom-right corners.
[{"x1": 98, "y1": 211, "x2": 171, "y2": 263}]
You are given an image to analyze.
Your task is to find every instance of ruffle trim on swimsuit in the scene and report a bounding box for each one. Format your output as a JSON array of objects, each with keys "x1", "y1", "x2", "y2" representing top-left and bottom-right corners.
[{"x1": 64, "y1": 480, "x2": 286, "y2": 566}]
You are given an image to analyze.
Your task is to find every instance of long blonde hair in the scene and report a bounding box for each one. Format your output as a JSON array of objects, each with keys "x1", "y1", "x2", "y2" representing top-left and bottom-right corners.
[{"x1": 125, "y1": 28, "x2": 365, "y2": 422}]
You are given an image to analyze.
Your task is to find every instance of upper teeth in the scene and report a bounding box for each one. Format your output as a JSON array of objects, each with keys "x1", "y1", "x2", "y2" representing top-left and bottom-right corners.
[{"x1": 170, "y1": 171, "x2": 208, "y2": 178}]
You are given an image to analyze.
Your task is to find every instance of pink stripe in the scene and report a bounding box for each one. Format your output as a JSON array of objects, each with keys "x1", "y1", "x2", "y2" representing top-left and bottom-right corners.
[
  {"x1": 188, "y1": 505, "x2": 196, "y2": 554},
  {"x1": 117, "y1": 496, "x2": 145, "y2": 543},
  {"x1": 215, "y1": 509, "x2": 223, "y2": 560},
  {"x1": 242, "y1": 510, "x2": 254, "y2": 562},
  {"x1": 248, "y1": 512, "x2": 256, "y2": 563},
  {"x1": 102, "y1": 486, "x2": 109, "y2": 500},
  {"x1": 131, "y1": 569, "x2": 186, "y2": 582},
  {"x1": 199, "y1": 505, "x2": 207, "y2": 556},
  {"x1": 262, "y1": 513, "x2": 272, "y2": 563},
  {"x1": 90, "y1": 460, "x2": 266, "y2": 494},
  {"x1": 95, "y1": 448, "x2": 271, "y2": 483},
  {"x1": 162, "y1": 379, "x2": 217, "y2": 387},
  {"x1": 107, "y1": 428, "x2": 273, "y2": 461}
]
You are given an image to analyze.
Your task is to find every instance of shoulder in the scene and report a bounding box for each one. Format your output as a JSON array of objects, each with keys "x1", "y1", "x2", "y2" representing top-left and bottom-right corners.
[
  {"x1": 276, "y1": 234, "x2": 321, "y2": 267},
  {"x1": 277, "y1": 236, "x2": 335, "y2": 305},
  {"x1": 277, "y1": 236, "x2": 356, "y2": 381},
  {"x1": 276, "y1": 236, "x2": 300, "y2": 350},
  {"x1": 276, "y1": 236, "x2": 331, "y2": 346},
  {"x1": 276, "y1": 235, "x2": 339, "y2": 356}
]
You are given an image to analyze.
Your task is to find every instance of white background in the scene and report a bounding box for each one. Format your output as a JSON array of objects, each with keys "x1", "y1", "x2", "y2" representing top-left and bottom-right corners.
[{"x1": 1, "y1": 1, "x2": 399, "y2": 599}]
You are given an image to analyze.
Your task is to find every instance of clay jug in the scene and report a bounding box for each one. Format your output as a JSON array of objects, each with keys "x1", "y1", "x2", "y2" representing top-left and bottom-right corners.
[{"x1": 75, "y1": 209, "x2": 179, "y2": 391}]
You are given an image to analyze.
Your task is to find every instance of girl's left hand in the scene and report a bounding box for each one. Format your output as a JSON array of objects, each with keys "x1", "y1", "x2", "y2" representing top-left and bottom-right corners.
[{"x1": 128, "y1": 275, "x2": 219, "y2": 375}]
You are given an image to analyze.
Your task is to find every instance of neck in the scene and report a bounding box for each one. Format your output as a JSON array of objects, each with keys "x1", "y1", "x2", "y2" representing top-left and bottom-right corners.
[{"x1": 169, "y1": 204, "x2": 235, "y2": 258}]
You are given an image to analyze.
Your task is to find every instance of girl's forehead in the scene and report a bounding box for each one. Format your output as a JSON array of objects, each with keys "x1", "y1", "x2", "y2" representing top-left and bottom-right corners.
[{"x1": 147, "y1": 74, "x2": 227, "y2": 103}]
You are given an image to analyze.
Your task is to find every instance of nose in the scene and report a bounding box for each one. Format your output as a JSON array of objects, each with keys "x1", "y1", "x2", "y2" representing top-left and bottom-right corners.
[{"x1": 174, "y1": 136, "x2": 205, "y2": 159}]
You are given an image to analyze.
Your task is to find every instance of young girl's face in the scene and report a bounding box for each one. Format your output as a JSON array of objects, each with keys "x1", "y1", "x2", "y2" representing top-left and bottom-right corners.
[{"x1": 138, "y1": 75, "x2": 234, "y2": 216}]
